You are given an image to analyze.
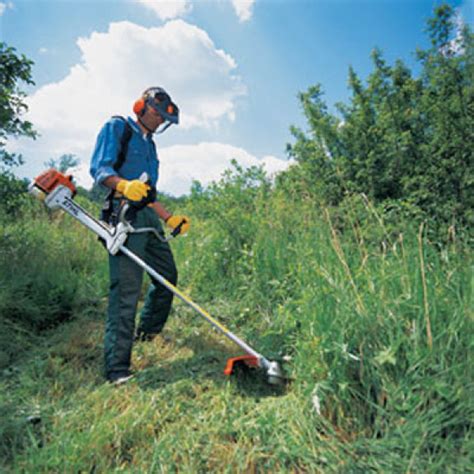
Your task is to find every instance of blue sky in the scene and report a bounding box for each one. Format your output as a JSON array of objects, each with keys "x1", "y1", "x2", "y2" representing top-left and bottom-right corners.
[{"x1": 1, "y1": 0, "x2": 472, "y2": 195}]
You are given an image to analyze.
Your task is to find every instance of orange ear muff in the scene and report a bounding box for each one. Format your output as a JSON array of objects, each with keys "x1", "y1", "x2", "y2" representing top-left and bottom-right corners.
[{"x1": 133, "y1": 98, "x2": 145, "y2": 116}]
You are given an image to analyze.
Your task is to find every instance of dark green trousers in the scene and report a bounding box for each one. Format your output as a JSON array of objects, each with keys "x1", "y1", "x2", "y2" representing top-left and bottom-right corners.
[{"x1": 104, "y1": 204, "x2": 177, "y2": 378}]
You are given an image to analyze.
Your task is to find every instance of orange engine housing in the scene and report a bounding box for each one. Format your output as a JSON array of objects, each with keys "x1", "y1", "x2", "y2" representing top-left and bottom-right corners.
[{"x1": 34, "y1": 169, "x2": 77, "y2": 196}]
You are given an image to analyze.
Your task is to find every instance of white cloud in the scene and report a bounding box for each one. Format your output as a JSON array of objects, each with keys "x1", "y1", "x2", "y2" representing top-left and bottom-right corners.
[
  {"x1": 0, "y1": 1, "x2": 13, "y2": 15},
  {"x1": 27, "y1": 20, "x2": 245, "y2": 134},
  {"x1": 136, "y1": 0, "x2": 192, "y2": 20},
  {"x1": 449, "y1": 10, "x2": 467, "y2": 56},
  {"x1": 439, "y1": 9, "x2": 469, "y2": 57},
  {"x1": 231, "y1": 0, "x2": 256, "y2": 22},
  {"x1": 68, "y1": 162, "x2": 94, "y2": 190},
  {"x1": 157, "y1": 142, "x2": 293, "y2": 195}
]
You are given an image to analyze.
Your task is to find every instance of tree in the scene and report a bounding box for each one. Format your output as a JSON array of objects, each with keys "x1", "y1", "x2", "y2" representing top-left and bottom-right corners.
[
  {"x1": 284, "y1": 4, "x2": 473, "y2": 237},
  {"x1": 0, "y1": 42, "x2": 37, "y2": 168},
  {"x1": 411, "y1": 4, "x2": 474, "y2": 229},
  {"x1": 44, "y1": 154, "x2": 80, "y2": 173}
]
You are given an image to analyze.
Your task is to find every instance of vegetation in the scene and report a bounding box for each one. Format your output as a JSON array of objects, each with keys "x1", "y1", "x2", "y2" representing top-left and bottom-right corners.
[
  {"x1": 284, "y1": 4, "x2": 474, "y2": 240},
  {"x1": 0, "y1": 5, "x2": 472, "y2": 473},
  {"x1": 0, "y1": 41, "x2": 36, "y2": 169}
]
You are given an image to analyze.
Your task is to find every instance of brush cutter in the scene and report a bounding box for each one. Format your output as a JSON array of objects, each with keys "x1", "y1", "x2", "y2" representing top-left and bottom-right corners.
[{"x1": 29, "y1": 169, "x2": 287, "y2": 385}]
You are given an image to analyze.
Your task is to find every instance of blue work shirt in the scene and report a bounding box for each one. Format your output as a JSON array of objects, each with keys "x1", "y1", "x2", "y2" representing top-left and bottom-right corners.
[{"x1": 90, "y1": 116, "x2": 159, "y2": 187}]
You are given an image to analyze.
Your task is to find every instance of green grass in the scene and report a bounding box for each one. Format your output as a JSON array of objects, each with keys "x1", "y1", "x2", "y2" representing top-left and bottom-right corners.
[
  {"x1": 1, "y1": 311, "x2": 299, "y2": 472},
  {"x1": 1, "y1": 185, "x2": 472, "y2": 472}
]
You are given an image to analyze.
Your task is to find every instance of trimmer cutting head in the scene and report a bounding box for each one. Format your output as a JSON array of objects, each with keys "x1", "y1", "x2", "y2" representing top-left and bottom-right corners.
[
  {"x1": 265, "y1": 360, "x2": 286, "y2": 385},
  {"x1": 224, "y1": 355, "x2": 287, "y2": 385}
]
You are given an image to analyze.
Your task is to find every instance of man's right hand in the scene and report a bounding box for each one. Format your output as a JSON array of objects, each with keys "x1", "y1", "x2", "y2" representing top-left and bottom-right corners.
[{"x1": 116, "y1": 179, "x2": 150, "y2": 201}]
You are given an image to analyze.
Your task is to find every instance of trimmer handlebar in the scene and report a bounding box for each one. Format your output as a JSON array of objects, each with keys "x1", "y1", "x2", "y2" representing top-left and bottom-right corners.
[{"x1": 29, "y1": 169, "x2": 183, "y2": 247}]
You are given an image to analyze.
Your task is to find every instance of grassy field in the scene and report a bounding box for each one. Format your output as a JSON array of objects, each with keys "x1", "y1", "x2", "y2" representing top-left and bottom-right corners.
[{"x1": 1, "y1": 188, "x2": 472, "y2": 472}]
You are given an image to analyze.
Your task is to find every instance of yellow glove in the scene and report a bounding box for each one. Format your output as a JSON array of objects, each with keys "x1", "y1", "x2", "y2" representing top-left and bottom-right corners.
[
  {"x1": 166, "y1": 215, "x2": 191, "y2": 235},
  {"x1": 116, "y1": 179, "x2": 150, "y2": 201}
]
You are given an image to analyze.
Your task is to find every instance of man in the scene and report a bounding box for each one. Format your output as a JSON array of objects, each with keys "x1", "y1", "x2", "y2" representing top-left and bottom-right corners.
[{"x1": 90, "y1": 87, "x2": 190, "y2": 385}]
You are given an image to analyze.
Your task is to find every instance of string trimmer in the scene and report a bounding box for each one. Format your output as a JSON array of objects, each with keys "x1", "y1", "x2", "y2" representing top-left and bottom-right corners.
[{"x1": 29, "y1": 169, "x2": 287, "y2": 385}]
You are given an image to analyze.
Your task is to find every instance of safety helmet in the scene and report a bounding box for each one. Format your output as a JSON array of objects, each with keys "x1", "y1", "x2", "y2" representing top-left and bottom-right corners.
[{"x1": 134, "y1": 87, "x2": 179, "y2": 125}]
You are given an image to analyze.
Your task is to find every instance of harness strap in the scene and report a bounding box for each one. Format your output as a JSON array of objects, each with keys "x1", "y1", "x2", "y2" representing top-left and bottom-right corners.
[
  {"x1": 112, "y1": 116, "x2": 133, "y2": 172},
  {"x1": 101, "y1": 117, "x2": 134, "y2": 225}
]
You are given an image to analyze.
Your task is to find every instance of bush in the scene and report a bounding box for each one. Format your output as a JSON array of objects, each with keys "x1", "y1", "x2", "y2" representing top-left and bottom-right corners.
[{"x1": 0, "y1": 171, "x2": 29, "y2": 217}]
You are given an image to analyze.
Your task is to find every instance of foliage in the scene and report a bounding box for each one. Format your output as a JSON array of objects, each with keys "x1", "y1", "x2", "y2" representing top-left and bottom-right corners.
[
  {"x1": 1, "y1": 166, "x2": 472, "y2": 471},
  {"x1": 0, "y1": 170, "x2": 29, "y2": 217},
  {"x1": 76, "y1": 183, "x2": 108, "y2": 203},
  {"x1": 284, "y1": 4, "x2": 474, "y2": 240},
  {"x1": 0, "y1": 43, "x2": 37, "y2": 213},
  {"x1": 178, "y1": 160, "x2": 271, "y2": 299},
  {"x1": 0, "y1": 42, "x2": 37, "y2": 168},
  {"x1": 0, "y1": 196, "x2": 108, "y2": 369},
  {"x1": 44, "y1": 154, "x2": 80, "y2": 174}
]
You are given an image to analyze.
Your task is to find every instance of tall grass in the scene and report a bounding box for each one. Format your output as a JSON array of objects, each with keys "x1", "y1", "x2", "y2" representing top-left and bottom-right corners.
[
  {"x1": 1, "y1": 171, "x2": 472, "y2": 472},
  {"x1": 175, "y1": 172, "x2": 473, "y2": 471},
  {"x1": 0, "y1": 198, "x2": 108, "y2": 365}
]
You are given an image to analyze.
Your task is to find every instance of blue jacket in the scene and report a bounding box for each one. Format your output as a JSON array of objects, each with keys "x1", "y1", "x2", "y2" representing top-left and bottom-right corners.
[{"x1": 90, "y1": 116, "x2": 159, "y2": 187}]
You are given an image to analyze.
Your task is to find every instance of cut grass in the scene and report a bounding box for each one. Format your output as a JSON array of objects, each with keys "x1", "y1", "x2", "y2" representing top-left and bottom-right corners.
[{"x1": 1, "y1": 309, "x2": 301, "y2": 472}]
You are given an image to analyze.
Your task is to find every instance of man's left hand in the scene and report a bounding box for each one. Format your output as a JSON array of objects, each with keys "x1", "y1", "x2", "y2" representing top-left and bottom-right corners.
[{"x1": 166, "y1": 215, "x2": 191, "y2": 235}]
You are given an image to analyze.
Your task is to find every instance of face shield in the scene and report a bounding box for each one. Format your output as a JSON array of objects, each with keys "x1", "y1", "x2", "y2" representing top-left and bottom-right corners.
[{"x1": 144, "y1": 87, "x2": 179, "y2": 133}]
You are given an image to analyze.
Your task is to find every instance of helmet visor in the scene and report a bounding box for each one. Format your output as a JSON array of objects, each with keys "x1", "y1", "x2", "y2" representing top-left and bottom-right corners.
[{"x1": 146, "y1": 89, "x2": 179, "y2": 124}]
